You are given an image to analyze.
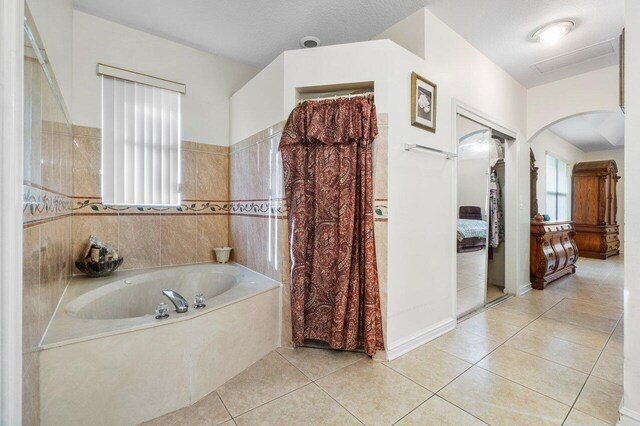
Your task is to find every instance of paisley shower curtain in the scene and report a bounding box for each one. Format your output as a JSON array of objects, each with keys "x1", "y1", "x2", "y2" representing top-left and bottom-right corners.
[{"x1": 279, "y1": 96, "x2": 384, "y2": 356}]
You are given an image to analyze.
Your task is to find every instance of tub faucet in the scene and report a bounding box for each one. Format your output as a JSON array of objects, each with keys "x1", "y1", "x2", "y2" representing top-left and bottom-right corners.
[{"x1": 162, "y1": 290, "x2": 189, "y2": 313}]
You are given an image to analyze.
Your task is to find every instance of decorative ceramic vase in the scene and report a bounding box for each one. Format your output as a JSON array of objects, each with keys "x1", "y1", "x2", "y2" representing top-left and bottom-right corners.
[{"x1": 213, "y1": 247, "x2": 232, "y2": 264}]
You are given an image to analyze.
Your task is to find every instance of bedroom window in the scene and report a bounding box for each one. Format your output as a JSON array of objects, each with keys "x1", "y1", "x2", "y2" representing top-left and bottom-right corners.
[
  {"x1": 100, "y1": 65, "x2": 185, "y2": 206},
  {"x1": 546, "y1": 154, "x2": 569, "y2": 221}
]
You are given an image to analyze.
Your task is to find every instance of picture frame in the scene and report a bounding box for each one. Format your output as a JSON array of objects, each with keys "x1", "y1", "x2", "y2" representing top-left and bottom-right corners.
[{"x1": 411, "y1": 72, "x2": 437, "y2": 133}]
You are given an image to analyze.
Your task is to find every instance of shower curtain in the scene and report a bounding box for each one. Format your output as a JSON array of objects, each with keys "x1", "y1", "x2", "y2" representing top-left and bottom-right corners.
[{"x1": 279, "y1": 96, "x2": 384, "y2": 356}]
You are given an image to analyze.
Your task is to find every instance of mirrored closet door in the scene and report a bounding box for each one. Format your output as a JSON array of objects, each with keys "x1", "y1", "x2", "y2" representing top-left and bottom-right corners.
[{"x1": 455, "y1": 115, "x2": 508, "y2": 317}]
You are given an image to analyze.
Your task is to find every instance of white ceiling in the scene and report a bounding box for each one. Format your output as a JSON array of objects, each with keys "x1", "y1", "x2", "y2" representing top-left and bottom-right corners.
[
  {"x1": 426, "y1": 0, "x2": 624, "y2": 87},
  {"x1": 73, "y1": 0, "x2": 624, "y2": 87},
  {"x1": 548, "y1": 111, "x2": 625, "y2": 152}
]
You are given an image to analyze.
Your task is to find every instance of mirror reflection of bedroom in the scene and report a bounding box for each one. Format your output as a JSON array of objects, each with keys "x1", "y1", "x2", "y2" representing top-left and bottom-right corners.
[{"x1": 456, "y1": 114, "x2": 509, "y2": 317}]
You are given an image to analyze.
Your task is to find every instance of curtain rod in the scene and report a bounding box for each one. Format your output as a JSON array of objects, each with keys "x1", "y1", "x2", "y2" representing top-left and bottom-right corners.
[{"x1": 297, "y1": 91, "x2": 374, "y2": 105}]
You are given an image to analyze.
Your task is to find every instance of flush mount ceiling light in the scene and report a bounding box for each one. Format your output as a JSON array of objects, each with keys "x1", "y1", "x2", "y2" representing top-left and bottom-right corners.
[
  {"x1": 532, "y1": 20, "x2": 575, "y2": 44},
  {"x1": 300, "y1": 36, "x2": 321, "y2": 48}
]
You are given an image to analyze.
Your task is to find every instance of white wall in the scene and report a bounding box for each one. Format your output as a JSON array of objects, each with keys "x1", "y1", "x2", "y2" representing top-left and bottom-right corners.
[
  {"x1": 372, "y1": 9, "x2": 425, "y2": 59},
  {"x1": 457, "y1": 156, "x2": 490, "y2": 217},
  {"x1": 622, "y1": 1, "x2": 640, "y2": 423},
  {"x1": 530, "y1": 130, "x2": 586, "y2": 217},
  {"x1": 527, "y1": 66, "x2": 619, "y2": 140},
  {"x1": 72, "y1": 11, "x2": 257, "y2": 146},
  {"x1": 26, "y1": 0, "x2": 73, "y2": 110},
  {"x1": 230, "y1": 54, "x2": 284, "y2": 144},
  {"x1": 383, "y1": 8, "x2": 528, "y2": 351}
]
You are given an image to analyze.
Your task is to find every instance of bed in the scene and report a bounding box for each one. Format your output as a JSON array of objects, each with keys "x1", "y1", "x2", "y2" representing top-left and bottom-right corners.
[{"x1": 457, "y1": 206, "x2": 487, "y2": 253}]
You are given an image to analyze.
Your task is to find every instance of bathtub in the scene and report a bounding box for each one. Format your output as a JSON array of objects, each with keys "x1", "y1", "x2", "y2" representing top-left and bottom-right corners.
[{"x1": 40, "y1": 263, "x2": 281, "y2": 425}]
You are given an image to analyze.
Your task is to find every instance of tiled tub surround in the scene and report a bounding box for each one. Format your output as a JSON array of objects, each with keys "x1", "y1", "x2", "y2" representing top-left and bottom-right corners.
[
  {"x1": 39, "y1": 263, "x2": 280, "y2": 425},
  {"x1": 71, "y1": 126, "x2": 230, "y2": 271},
  {"x1": 23, "y1": 48, "x2": 75, "y2": 425},
  {"x1": 229, "y1": 115, "x2": 389, "y2": 352}
]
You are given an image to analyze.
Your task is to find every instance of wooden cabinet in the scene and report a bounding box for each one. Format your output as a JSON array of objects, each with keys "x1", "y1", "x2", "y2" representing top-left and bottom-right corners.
[
  {"x1": 530, "y1": 217, "x2": 578, "y2": 289},
  {"x1": 572, "y1": 160, "x2": 620, "y2": 259}
]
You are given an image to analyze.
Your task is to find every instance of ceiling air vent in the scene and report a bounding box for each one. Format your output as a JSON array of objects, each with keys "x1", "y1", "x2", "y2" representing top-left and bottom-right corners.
[{"x1": 530, "y1": 39, "x2": 617, "y2": 74}]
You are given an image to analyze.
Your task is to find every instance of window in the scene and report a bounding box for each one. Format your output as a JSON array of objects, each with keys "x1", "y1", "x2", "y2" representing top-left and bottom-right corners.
[
  {"x1": 546, "y1": 154, "x2": 569, "y2": 221},
  {"x1": 101, "y1": 74, "x2": 182, "y2": 206}
]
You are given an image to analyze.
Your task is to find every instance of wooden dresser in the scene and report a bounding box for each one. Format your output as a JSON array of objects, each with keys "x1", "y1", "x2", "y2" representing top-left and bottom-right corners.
[
  {"x1": 530, "y1": 216, "x2": 578, "y2": 289},
  {"x1": 572, "y1": 160, "x2": 620, "y2": 259}
]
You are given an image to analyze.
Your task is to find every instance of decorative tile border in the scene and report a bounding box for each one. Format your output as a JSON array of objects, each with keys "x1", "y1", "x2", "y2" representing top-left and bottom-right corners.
[
  {"x1": 23, "y1": 185, "x2": 73, "y2": 225},
  {"x1": 229, "y1": 199, "x2": 285, "y2": 218},
  {"x1": 374, "y1": 200, "x2": 388, "y2": 221},
  {"x1": 72, "y1": 197, "x2": 232, "y2": 215},
  {"x1": 70, "y1": 196, "x2": 385, "y2": 222},
  {"x1": 71, "y1": 197, "x2": 286, "y2": 218}
]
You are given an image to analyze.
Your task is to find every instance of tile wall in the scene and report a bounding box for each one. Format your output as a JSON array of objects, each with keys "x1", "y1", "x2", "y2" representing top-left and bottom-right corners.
[
  {"x1": 228, "y1": 114, "x2": 389, "y2": 350},
  {"x1": 71, "y1": 128, "x2": 230, "y2": 271},
  {"x1": 23, "y1": 52, "x2": 74, "y2": 425}
]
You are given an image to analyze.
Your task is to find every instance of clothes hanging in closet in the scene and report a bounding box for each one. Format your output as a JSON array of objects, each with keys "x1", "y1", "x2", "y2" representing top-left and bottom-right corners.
[{"x1": 489, "y1": 167, "x2": 504, "y2": 248}]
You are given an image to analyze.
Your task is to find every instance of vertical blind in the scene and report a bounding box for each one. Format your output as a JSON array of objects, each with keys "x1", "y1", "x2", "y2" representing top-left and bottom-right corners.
[
  {"x1": 546, "y1": 154, "x2": 569, "y2": 221},
  {"x1": 102, "y1": 75, "x2": 181, "y2": 206}
]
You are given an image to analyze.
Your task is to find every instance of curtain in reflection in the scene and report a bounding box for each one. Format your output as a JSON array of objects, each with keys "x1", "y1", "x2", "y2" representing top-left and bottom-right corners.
[{"x1": 279, "y1": 96, "x2": 384, "y2": 356}]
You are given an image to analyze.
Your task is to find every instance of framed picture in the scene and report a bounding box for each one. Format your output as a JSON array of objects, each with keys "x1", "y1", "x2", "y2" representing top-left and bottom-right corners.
[{"x1": 411, "y1": 72, "x2": 437, "y2": 132}]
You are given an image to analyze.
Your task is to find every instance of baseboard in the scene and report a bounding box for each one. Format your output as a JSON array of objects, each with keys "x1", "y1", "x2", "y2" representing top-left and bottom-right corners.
[
  {"x1": 518, "y1": 282, "x2": 532, "y2": 296},
  {"x1": 619, "y1": 405, "x2": 640, "y2": 425},
  {"x1": 385, "y1": 318, "x2": 456, "y2": 361}
]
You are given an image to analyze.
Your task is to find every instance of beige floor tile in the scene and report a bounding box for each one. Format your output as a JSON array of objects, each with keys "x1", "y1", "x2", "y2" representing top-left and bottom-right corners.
[
  {"x1": 543, "y1": 305, "x2": 618, "y2": 334},
  {"x1": 592, "y1": 342, "x2": 624, "y2": 386},
  {"x1": 316, "y1": 359, "x2": 431, "y2": 426},
  {"x1": 387, "y1": 344, "x2": 471, "y2": 392},
  {"x1": 396, "y1": 396, "x2": 486, "y2": 426},
  {"x1": 482, "y1": 308, "x2": 539, "y2": 328},
  {"x1": 219, "y1": 421, "x2": 236, "y2": 426},
  {"x1": 554, "y1": 299, "x2": 623, "y2": 321},
  {"x1": 430, "y1": 329, "x2": 502, "y2": 364},
  {"x1": 457, "y1": 314, "x2": 522, "y2": 343},
  {"x1": 234, "y1": 383, "x2": 360, "y2": 426},
  {"x1": 477, "y1": 346, "x2": 588, "y2": 406},
  {"x1": 491, "y1": 298, "x2": 554, "y2": 316},
  {"x1": 525, "y1": 317, "x2": 610, "y2": 350},
  {"x1": 505, "y1": 329, "x2": 601, "y2": 373},
  {"x1": 142, "y1": 391, "x2": 231, "y2": 426},
  {"x1": 564, "y1": 409, "x2": 612, "y2": 426},
  {"x1": 276, "y1": 346, "x2": 365, "y2": 380},
  {"x1": 518, "y1": 290, "x2": 565, "y2": 304},
  {"x1": 574, "y1": 376, "x2": 623, "y2": 424},
  {"x1": 611, "y1": 320, "x2": 624, "y2": 343},
  {"x1": 217, "y1": 351, "x2": 311, "y2": 417},
  {"x1": 438, "y1": 367, "x2": 570, "y2": 426}
]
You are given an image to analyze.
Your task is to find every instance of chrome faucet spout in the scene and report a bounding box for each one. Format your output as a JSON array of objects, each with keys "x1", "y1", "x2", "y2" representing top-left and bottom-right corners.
[{"x1": 162, "y1": 290, "x2": 189, "y2": 313}]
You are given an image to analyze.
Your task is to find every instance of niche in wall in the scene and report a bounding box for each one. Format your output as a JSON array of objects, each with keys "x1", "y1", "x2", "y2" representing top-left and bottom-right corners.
[{"x1": 295, "y1": 81, "x2": 375, "y2": 103}]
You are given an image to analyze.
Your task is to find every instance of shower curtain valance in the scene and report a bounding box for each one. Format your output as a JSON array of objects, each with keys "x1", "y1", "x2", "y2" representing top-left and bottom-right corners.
[
  {"x1": 280, "y1": 95, "x2": 384, "y2": 356},
  {"x1": 280, "y1": 96, "x2": 378, "y2": 147}
]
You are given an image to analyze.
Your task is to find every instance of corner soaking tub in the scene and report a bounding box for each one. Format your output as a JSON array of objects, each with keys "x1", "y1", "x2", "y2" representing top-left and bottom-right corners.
[{"x1": 40, "y1": 263, "x2": 280, "y2": 426}]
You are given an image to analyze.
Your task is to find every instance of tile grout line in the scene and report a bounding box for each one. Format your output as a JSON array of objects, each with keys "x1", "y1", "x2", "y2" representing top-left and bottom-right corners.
[
  {"x1": 434, "y1": 295, "x2": 579, "y2": 421},
  {"x1": 275, "y1": 351, "x2": 366, "y2": 425},
  {"x1": 559, "y1": 307, "x2": 624, "y2": 425},
  {"x1": 228, "y1": 351, "x2": 312, "y2": 418},
  {"x1": 386, "y1": 364, "x2": 490, "y2": 425}
]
